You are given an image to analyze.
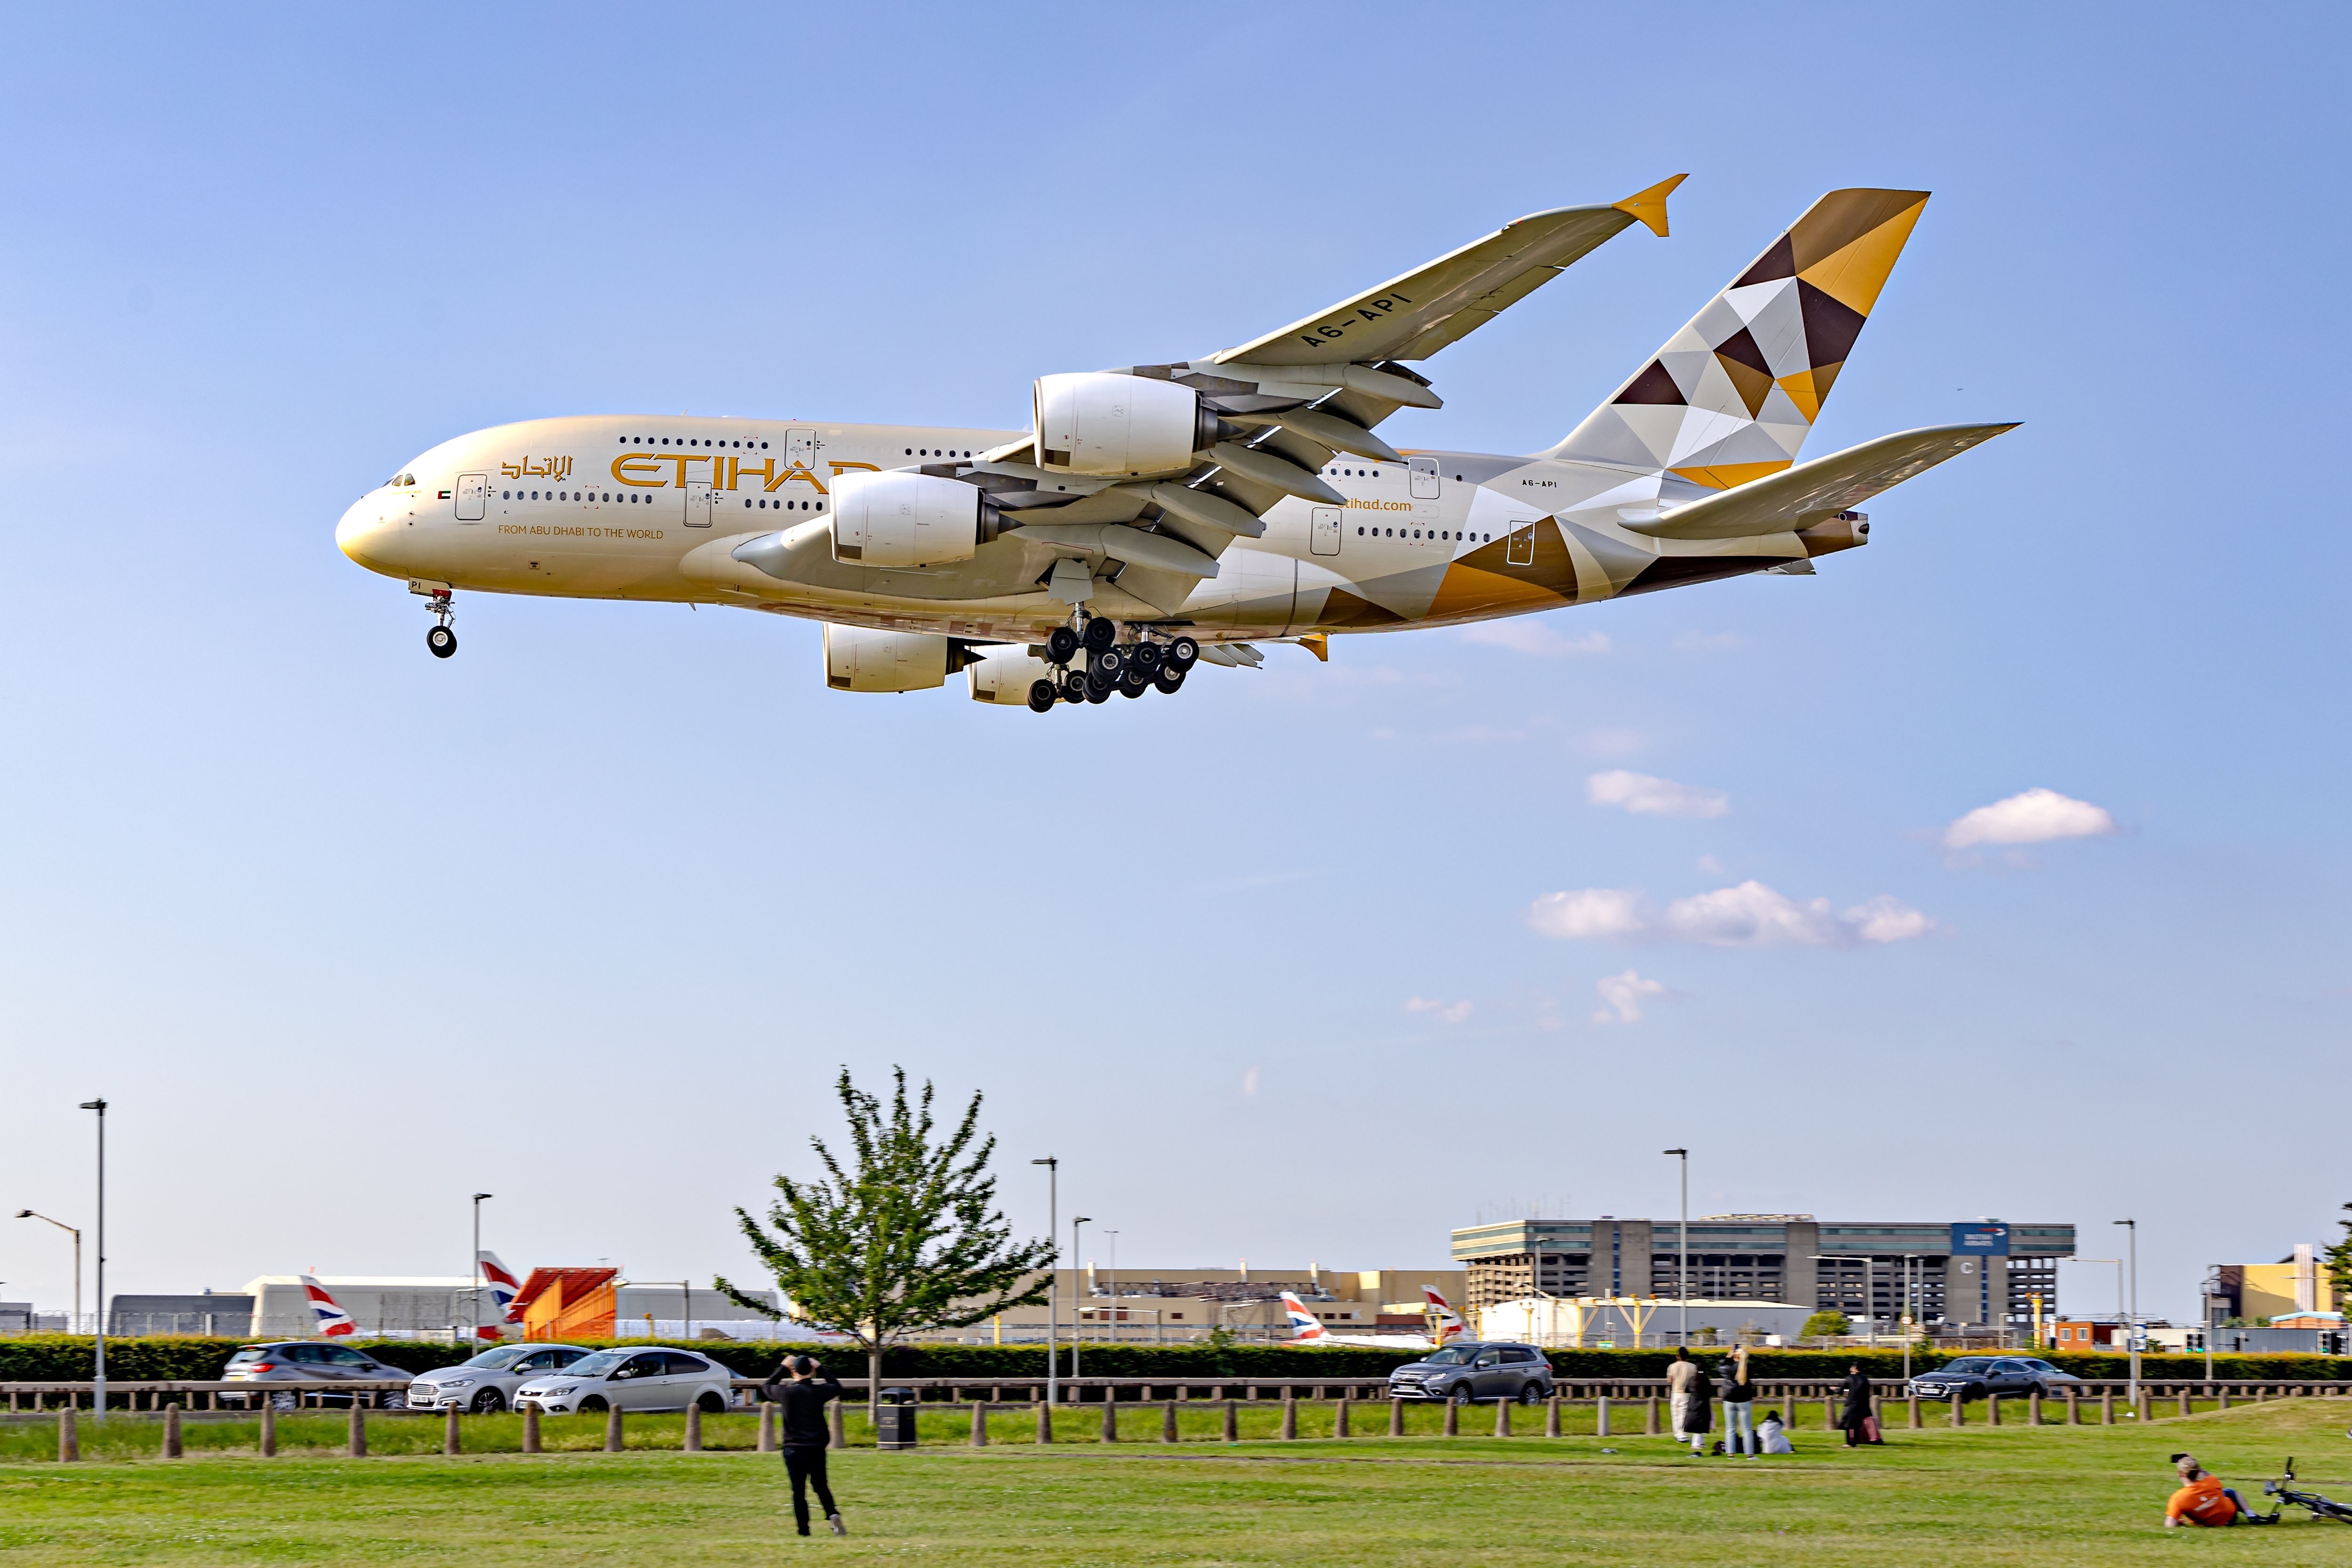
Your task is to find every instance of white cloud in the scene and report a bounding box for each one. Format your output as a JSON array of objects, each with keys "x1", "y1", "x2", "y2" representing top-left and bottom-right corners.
[
  {"x1": 1527, "y1": 880, "x2": 1935, "y2": 949},
  {"x1": 1240, "y1": 1067, "x2": 1260, "y2": 1097},
  {"x1": 1593, "y1": 970, "x2": 1668, "y2": 1024},
  {"x1": 1462, "y1": 619, "x2": 1611, "y2": 656},
  {"x1": 1404, "y1": 996, "x2": 1475, "y2": 1024},
  {"x1": 1586, "y1": 770, "x2": 1729, "y2": 819},
  {"x1": 1696, "y1": 854, "x2": 1726, "y2": 875},
  {"x1": 1527, "y1": 888, "x2": 1647, "y2": 939},
  {"x1": 1944, "y1": 788, "x2": 2116, "y2": 850}
]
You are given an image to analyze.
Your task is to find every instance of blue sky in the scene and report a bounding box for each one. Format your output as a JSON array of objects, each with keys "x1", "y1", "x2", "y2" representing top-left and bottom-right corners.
[{"x1": 2, "y1": 4, "x2": 2344, "y2": 1327}]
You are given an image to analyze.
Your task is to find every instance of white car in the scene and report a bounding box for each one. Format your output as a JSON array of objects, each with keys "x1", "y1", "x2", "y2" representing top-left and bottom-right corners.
[
  {"x1": 515, "y1": 1348, "x2": 737, "y2": 1415},
  {"x1": 408, "y1": 1343, "x2": 594, "y2": 1414}
]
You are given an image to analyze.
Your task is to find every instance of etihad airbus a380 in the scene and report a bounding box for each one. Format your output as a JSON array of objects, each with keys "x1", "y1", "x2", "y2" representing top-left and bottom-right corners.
[{"x1": 336, "y1": 178, "x2": 2013, "y2": 712}]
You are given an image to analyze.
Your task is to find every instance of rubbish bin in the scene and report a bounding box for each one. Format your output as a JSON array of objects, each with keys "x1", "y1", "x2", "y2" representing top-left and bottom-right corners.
[{"x1": 876, "y1": 1387, "x2": 918, "y2": 1450}]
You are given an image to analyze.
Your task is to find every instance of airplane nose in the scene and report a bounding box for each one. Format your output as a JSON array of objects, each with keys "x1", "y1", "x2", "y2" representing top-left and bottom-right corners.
[{"x1": 336, "y1": 497, "x2": 389, "y2": 568}]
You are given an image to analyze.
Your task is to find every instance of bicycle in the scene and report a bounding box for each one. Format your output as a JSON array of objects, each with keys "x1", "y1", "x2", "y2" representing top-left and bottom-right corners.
[{"x1": 2256, "y1": 1457, "x2": 2352, "y2": 1525}]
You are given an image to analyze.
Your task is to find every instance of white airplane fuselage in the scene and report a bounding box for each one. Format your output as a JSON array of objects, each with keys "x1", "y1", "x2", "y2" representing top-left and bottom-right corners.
[{"x1": 335, "y1": 413, "x2": 1856, "y2": 649}]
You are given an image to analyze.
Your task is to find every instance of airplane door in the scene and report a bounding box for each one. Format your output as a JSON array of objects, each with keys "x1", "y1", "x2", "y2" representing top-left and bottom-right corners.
[
  {"x1": 1409, "y1": 457, "x2": 1441, "y2": 500},
  {"x1": 1506, "y1": 517, "x2": 1537, "y2": 566},
  {"x1": 787, "y1": 428, "x2": 817, "y2": 471},
  {"x1": 1310, "y1": 506, "x2": 1342, "y2": 556},
  {"x1": 683, "y1": 479, "x2": 715, "y2": 527},
  {"x1": 455, "y1": 472, "x2": 488, "y2": 522}
]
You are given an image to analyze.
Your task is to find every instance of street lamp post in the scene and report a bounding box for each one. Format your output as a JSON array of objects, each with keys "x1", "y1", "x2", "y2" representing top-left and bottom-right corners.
[
  {"x1": 1071, "y1": 1218, "x2": 1091, "y2": 1384},
  {"x1": 1662, "y1": 1149, "x2": 1689, "y2": 1346},
  {"x1": 1030, "y1": 1158, "x2": 1057, "y2": 1408},
  {"x1": 12, "y1": 1212, "x2": 81, "y2": 1333},
  {"x1": 78, "y1": 1099, "x2": 107, "y2": 1417},
  {"x1": 2114, "y1": 1220, "x2": 2139, "y2": 1404},
  {"x1": 470, "y1": 1194, "x2": 493, "y2": 1341}
]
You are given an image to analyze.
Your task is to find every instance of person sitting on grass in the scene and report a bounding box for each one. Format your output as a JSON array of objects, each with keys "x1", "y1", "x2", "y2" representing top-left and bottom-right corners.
[
  {"x1": 1757, "y1": 1409, "x2": 1794, "y2": 1454},
  {"x1": 2165, "y1": 1453, "x2": 2256, "y2": 1528}
]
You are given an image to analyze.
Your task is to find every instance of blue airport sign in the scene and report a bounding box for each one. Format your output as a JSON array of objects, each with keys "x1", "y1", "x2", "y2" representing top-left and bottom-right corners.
[{"x1": 1951, "y1": 1221, "x2": 2010, "y2": 1256}]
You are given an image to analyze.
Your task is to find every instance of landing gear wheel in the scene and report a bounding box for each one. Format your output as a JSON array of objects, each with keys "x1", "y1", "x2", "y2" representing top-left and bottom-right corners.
[
  {"x1": 427, "y1": 625, "x2": 457, "y2": 659},
  {"x1": 1061, "y1": 672, "x2": 1089, "y2": 703},
  {"x1": 1167, "y1": 635, "x2": 1200, "y2": 670},
  {"x1": 1119, "y1": 666, "x2": 1152, "y2": 697},
  {"x1": 1081, "y1": 616, "x2": 1118, "y2": 654},
  {"x1": 1084, "y1": 679, "x2": 1113, "y2": 705},
  {"x1": 1093, "y1": 645, "x2": 1125, "y2": 677},
  {"x1": 1130, "y1": 641, "x2": 1164, "y2": 676},
  {"x1": 1152, "y1": 669, "x2": 1185, "y2": 696},
  {"x1": 1045, "y1": 626, "x2": 1081, "y2": 665},
  {"x1": 1026, "y1": 680, "x2": 1058, "y2": 714}
]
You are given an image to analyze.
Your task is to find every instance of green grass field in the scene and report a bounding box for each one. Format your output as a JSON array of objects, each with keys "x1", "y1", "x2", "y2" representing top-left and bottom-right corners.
[{"x1": 3, "y1": 1398, "x2": 2349, "y2": 1564}]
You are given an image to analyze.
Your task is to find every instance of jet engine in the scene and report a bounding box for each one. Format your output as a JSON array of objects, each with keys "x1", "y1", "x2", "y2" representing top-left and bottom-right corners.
[
  {"x1": 830, "y1": 470, "x2": 997, "y2": 568},
  {"x1": 966, "y1": 647, "x2": 1061, "y2": 707},
  {"x1": 823, "y1": 624, "x2": 959, "y2": 692},
  {"x1": 1033, "y1": 372, "x2": 1224, "y2": 477}
]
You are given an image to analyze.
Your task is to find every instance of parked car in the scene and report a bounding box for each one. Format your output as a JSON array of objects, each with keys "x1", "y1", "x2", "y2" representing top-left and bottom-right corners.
[
  {"x1": 514, "y1": 1348, "x2": 736, "y2": 1415},
  {"x1": 220, "y1": 1341, "x2": 411, "y2": 1409},
  {"x1": 407, "y1": 1343, "x2": 594, "y2": 1414},
  {"x1": 1386, "y1": 1342, "x2": 1556, "y2": 1405},
  {"x1": 1907, "y1": 1356, "x2": 2083, "y2": 1402}
]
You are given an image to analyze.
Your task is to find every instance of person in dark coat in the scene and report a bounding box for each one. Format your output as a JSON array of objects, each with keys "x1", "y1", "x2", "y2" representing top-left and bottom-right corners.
[
  {"x1": 1838, "y1": 1363, "x2": 1877, "y2": 1447},
  {"x1": 766, "y1": 1355, "x2": 847, "y2": 1536}
]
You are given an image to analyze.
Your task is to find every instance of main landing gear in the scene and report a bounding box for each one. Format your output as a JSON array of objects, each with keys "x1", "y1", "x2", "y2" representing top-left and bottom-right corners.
[
  {"x1": 1026, "y1": 617, "x2": 1200, "y2": 714},
  {"x1": 422, "y1": 589, "x2": 457, "y2": 659}
]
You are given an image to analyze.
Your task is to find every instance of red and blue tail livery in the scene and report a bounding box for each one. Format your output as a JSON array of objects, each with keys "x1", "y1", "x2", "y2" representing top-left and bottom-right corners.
[{"x1": 300, "y1": 1274, "x2": 356, "y2": 1337}]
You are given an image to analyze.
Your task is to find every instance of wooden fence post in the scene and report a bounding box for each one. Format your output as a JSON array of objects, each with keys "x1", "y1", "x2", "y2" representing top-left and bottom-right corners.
[
  {"x1": 1335, "y1": 1395, "x2": 1350, "y2": 1438},
  {"x1": 1280, "y1": 1399, "x2": 1296, "y2": 1441},
  {"x1": 1103, "y1": 1398, "x2": 1120, "y2": 1443},
  {"x1": 1036, "y1": 1401, "x2": 1053, "y2": 1446},
  {"x1": 260, "y1": 1402, "x2": 278, "y2": 1458},
  {"x1": 1597, "y1": 1395, "x2": 1611, "y2": 1436},
  {"x1": 524, "y1": 1403, "x2": 543, "y2": 1455},
  {"x1": 604, "y1": 1404, "x2": 624, "y2": 1452},
  {"x1": 164, "y1": 1402, "x2": 184, "y2": 1459},
  {"x1": 1444, "y1": 1400, "x2": 1459, "y2": 1437},
  {"x1": 1494, "y1": 1399, "x2": 1510, "y2": 1438},
  {"x1": 1781, "y1": 1391, "x2": 1796, "y2": 1428},
  {"x1": 2100, "y1": 1391, "x2": 2114, "y2": 1425},
  {"x1": 1948, "y1": 1392, "x2": 1964, "y2": 1427},
  {"x1": 2178, "y1": 1389, "x2": 2191, "y2": 1417},
  {"x1": 1645, "y1": 1396, "x2": 1659, "y2": 1435},
  {"x1": 2134, "y1": 1390, "x2": 2150, "y2": 1423},
  {"x1": 1389, "y1": 1398, "x2": 1404, "y2": 1437},
  {"x1": 971, "y1": 1401, "x2": 988, "y2": 1447},
  {"x1": 830, "y1": 1400, "x2": 847, "y2": 1449},
  {"x1": 2028, "y1": 1391, "x2": 2042, "y2": 1426},
  {"x1": 58, "y1": 1405, "x2": 79, "y2": 1463},
  {"x1": 1545, "y1": 1394, "x2": 1561, "y2": 1438},
  {"x1": 1907, "y1": 1395, "x2": 1921, "y2": 1429},
  {"x1": 1221, "y1": 1401, "x2": 1237, "y2": 1443},
  {"x1": 346, "y1": 1403, "x2": 365, "y2": 1458},
  {"x1": 1161, "y1": 1401, "x2": 1177, "y2": 1444},
  {"x1": 445, "y1": 1404, "x2": 463, "y2": 1456},
  {"x1": 1987, "y1": 1393, "x2": 2002, "y2": 1427},
  {"x1": 1825, "y1": 1395, "x2": 1839, "y2": 1431},
  {"x1": 684, "y1": 1403, "x2": 703, "y2": 1452},
  {"x1": 2217, "y1": 1388, "x2": 2230, "y2": 1411}
]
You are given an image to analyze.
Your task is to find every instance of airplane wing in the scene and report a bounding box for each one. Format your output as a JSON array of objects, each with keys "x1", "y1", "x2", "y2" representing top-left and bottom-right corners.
[
  {"x1": 1215, "y1": 174, "x2": 1685, "y2": 369},
  {"x1": 1621, "y1": 422, "x2": 2019, "y2": 541}
]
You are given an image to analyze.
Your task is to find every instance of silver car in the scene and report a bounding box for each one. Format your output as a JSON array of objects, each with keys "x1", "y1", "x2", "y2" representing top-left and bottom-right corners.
[
  {"x1": 221, "y1": 1340, "x2": 411, "y2": 1409},
  {"x1": 408, "y1": 1343, "x2": 593, "y2": 1414},
  {"x1": 514, "y1": 1348, "x2": 736, "y2": 1415}
]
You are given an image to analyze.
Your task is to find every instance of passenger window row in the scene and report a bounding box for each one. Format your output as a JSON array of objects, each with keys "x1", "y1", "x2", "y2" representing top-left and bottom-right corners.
[
  {"x1": 619, "y1": 437, "x2": 769, "y2": 449},
  {"x1": 904, "y1": 447, "x2": 974, "y2": 458},
  {"x1": 1359, "y1": 527, "x2": 1491, "y2": 542}
]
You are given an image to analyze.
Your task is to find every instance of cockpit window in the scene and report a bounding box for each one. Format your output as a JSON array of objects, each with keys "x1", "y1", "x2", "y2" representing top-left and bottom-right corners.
[{"x1": 385, "y1": 472, "x2": 416, "y2": 488}]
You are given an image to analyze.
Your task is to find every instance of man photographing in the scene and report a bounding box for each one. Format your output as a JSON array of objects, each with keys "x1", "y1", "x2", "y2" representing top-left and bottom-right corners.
[{"x1": 766, "y1": 1355, "x2": 848, "y2": 1537}]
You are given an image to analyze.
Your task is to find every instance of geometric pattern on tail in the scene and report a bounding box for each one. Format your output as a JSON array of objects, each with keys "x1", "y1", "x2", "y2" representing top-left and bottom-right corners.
[{"x1": 1547, "y1": 189, "x2": 1929, "y2": 489}]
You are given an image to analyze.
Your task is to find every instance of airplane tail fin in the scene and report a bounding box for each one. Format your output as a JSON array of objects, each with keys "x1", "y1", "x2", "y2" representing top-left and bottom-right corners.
[
  {"x1": 1542, "y1": 189, "x2": 1931, "y2": 488},
  {"x1": 299, "y1": 1273, "x2": 356, "y2": 1337},
  {"x1": 479, "y1": 1250, "x2": 523, "y2": 1332},
  {"x1": 1279, "y1": 1290, "x2": 1327, "y2": 1342},
  {"x1": 1422, "y1": 1285, "x2": 1466, "y2": 1343}
]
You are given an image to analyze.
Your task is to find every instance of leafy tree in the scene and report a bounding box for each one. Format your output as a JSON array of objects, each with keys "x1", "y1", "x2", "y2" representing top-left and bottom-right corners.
[
  {"x1": 1800, "y1": 1310, "x2": 1850, "y2": 1339},
  {"x1": 718, "y1": 1067, "x2": 1055, "y2": 1416},
  {"x1": 2323, "y1": 1202, "x2": 2352, "y2": 1312}
]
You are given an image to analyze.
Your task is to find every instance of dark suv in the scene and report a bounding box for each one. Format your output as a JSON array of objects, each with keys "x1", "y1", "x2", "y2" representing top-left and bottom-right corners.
[{"x1": 1387, "y1": 1342, "x2": 1555, "y2": 1405}]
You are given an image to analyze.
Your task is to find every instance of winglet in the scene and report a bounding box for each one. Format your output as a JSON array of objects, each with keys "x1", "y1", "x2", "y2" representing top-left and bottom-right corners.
[{"x1": 1614, "y1": 174, "x2": 1687, "y2": 238}]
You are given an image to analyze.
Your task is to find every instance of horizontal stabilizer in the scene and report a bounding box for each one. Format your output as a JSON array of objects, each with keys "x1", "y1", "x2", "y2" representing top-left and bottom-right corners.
[{"x1": 1621, "y1": 422, "x2": 2018, "y2": 540}]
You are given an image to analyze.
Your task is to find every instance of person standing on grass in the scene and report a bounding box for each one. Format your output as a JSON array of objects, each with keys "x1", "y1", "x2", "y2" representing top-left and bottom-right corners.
[
  {"x1": 1837, "y1": 1362, "x2": 1876, "y2": 1448},
  {"x1": 765, "y1": 1355, "x2": 847, "y2": 1537},
  {"x1": 1666, "y1": 1348, "x2": 1699, "y2": 1448},
  {"x1": 1679, "y1": 1351, "x2": 1715, "y2": 1454},
  {"x1": 1720, "y1": 1349, "x2": 1758, "y2": 1457}
]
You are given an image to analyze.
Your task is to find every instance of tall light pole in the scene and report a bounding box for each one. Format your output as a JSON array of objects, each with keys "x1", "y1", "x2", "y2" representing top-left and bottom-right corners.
[
  {"x1": 1662, "y1": 1149, "x2": 1689, "y2": 1346},
  {"x1": 469, "y1": 1194, "x2": 493, "y2": 1340},
  {"x1": 13, "y1": 1212, "x2": 80, "y2": 1332},
  {"x1": 79, "y1": 1099, "x2": 107, "y2": 1417},
  {"x1": 2114, "y1": 1220, "x2": 2139, "y2": 1403},
  {"x1": 1071, "y1": 1218, "x2": 1091, "y2": 1382},
  {"x1": 1030, "y1": 1158, "x2": 1057, "y2": 1408}
]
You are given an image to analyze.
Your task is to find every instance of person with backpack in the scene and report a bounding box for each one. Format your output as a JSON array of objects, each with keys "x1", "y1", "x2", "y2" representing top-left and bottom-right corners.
[{"x1": 764, "y1": 1354, "x2": 847, "y2": 1537}]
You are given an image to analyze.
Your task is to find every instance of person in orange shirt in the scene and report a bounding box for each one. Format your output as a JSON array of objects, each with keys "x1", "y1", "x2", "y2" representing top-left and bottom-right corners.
[{"x1": 2165, "y1": 1454, "x2": 2256, "y2": 1528}]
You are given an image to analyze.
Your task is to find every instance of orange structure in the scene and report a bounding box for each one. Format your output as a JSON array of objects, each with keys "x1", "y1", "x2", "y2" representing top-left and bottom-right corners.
[{"x1": 513, "y1": 1267, "x2": 620, "y2": 1341}]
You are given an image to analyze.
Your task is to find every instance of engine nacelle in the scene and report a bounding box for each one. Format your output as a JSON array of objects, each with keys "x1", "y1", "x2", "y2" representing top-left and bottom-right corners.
[
  {"x1": 823, "y1": 624, "x2": 954, "y2": 693},
  {"x1": 831, "y1": 470, "x2": 988, "y2": 568},
  {"x1": 966, "y1": 647, "x2": 1060, "y2": 706},
  {"x1": 1033, "y1": 372, "x2": 1221, "y2": 478}
]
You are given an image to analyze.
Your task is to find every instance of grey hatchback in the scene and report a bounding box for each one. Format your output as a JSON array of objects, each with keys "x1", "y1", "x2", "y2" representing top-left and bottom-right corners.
[
  {"x1": 1387, "y1": 1342, "x2": 1556, "y2": 1405},
  {"x1": 220, "y1": 1341, "x2": 411, "y2": 1409}
]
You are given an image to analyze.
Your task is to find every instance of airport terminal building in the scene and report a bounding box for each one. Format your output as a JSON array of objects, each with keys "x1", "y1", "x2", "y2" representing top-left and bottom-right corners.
[{"x1": 1452, "y1": 1216, "x2": 2076, "y2": 1331}]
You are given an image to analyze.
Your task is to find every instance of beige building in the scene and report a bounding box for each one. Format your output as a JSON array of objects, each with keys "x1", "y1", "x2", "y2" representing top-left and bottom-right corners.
[
  {"x1": 968, "y1": 1266, "x2": 1466, "y2": 1343},
  {"x1": 2213, "y1": 1245, "x2": 2342, "y2": 1325}
]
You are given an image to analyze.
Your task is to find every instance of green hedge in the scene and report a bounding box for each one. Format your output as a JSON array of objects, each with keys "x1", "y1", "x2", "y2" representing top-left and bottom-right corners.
[{"x1": 2, "y1": 1337, "x2": 2344, "y2": 1384}]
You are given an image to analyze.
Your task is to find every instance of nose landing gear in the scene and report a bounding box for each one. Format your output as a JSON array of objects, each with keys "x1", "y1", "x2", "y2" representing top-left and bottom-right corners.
[{"x1": 420, "y1": 589, "x2": 457, "y2": 658}]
